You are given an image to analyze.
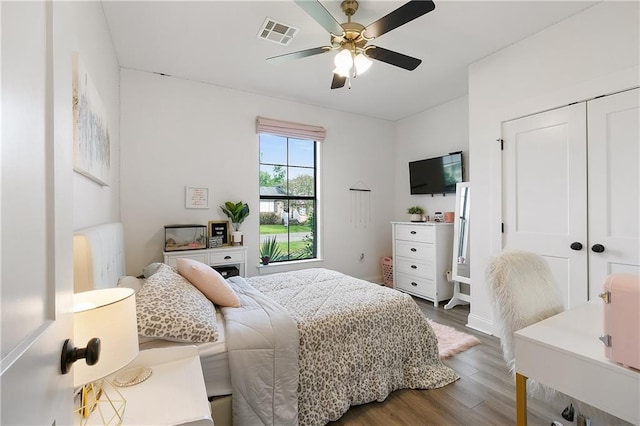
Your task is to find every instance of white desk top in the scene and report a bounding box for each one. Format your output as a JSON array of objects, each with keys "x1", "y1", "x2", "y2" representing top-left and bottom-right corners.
[
  {"x1": 515, "y1": 300, "x2": 639, "y2": 424},
  {"x1": 516, "y1": 300, "x2": 638, "y2": 378}
]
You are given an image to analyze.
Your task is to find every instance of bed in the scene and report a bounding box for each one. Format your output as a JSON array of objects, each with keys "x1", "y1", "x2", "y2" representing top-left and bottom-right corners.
[{"x1": 73, "y1": 223, "x2": 458, "y2": 426}]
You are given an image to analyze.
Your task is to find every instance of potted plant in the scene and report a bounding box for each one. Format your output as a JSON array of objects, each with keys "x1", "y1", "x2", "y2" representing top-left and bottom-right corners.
[
  {"x1": 220, "y1": 201, "x2": 250, "y2": 245},
  {"x1": 407, "y1": 206, "x2": 425, "y2": 222},
  {"x1": 260, "y1": 236, "x2": 285, "y2": 265}
]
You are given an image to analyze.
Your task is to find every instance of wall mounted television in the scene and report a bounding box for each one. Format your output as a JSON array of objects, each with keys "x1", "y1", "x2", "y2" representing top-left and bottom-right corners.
[{"x1": 409, "y1": 152, "x2": 464, "y2": 195}]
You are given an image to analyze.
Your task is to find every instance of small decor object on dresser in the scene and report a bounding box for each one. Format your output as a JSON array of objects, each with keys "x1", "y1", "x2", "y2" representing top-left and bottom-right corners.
[
  {"x1": 406, "y1": 206, "x2": 425, "y2": 222},
  {"x1": 208, "y1": 236, "x2": 224, "y2": 248},
  {"x1": 220, "y1": 201, "x2": 250, "y2": 246},
  {"x1": 164, "y1": 225, "x2": 207, "y2": 251},
  {"x1": 208, "y1": 220, "x2": 230, "y2": 246}
]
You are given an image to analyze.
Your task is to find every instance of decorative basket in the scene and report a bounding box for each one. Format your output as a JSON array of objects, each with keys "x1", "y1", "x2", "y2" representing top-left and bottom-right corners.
[{"x1": 381, "y1": 256, "x2": 393, "y2": 288}]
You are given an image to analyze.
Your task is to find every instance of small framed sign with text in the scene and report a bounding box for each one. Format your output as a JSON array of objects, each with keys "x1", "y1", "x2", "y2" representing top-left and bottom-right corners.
[
  {"x1": 208, "y1": 220, "x2": 230, "y2": 246},
  {"x1": 185, "y1": 186, "x2": 209, "y2": 209}
]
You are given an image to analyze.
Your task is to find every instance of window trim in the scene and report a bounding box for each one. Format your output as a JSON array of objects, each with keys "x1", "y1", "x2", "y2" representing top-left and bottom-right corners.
[{"x1": 258, "y1": 134, "x2": 321, "y2": 263}]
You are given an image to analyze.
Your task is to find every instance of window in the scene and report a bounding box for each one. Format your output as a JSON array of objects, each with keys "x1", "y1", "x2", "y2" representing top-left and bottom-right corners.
[{"x1": 259, "y1": 133, "x2": 317, "y2": 263}]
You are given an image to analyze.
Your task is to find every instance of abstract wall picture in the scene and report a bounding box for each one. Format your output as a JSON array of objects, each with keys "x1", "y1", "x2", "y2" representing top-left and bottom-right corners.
[
  {"x1": 72, "y1": 52, "x2": 110, "y2": 186},
  {"x1": 349, "y1": 181, "x2": 372, "y2": 229}
]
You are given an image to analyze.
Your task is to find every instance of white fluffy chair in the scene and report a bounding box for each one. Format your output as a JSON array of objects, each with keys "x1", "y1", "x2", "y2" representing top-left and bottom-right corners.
[{"x1": 486, "y1": 250, "x2": 564, "y2": 377}]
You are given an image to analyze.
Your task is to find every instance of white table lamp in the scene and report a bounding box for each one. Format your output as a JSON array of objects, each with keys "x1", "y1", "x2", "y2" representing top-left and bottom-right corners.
[{"x1": 72, "y1": 288, "x2": 139, "y2": 424}]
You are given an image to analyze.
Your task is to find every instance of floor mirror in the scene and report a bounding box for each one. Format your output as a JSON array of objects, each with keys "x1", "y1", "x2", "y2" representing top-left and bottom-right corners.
[{"x1": 445, "y1": 182, "x2": 471, "y2": 309}]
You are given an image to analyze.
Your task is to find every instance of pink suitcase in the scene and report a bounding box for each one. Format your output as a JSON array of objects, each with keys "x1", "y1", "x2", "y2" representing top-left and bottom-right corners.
[{"x1": 599, "y1": 274, "x2": 640, "y2": 370}]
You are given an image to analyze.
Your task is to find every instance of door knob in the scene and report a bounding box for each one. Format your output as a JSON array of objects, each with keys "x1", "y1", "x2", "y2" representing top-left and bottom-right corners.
[
  {"x1": 570, "y1": 242, "x2": 583, "y2": 251},
  {"x1": 60, "y1": 337, "x2": 101, "y2": 375},
  {"x1": 591, "y1": 244, "x2": 605, "y2": 253}
]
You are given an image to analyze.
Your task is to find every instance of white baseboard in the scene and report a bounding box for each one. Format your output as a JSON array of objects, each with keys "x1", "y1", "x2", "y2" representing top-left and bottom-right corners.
[{"x1": 466, "y1": 313, "x2": 495, "y2": 336}]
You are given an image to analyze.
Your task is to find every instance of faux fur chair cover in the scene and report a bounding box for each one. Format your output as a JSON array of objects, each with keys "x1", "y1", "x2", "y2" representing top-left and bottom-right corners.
[{"x1": 486, "y1": 250, "x2": 564, "y2": 375}]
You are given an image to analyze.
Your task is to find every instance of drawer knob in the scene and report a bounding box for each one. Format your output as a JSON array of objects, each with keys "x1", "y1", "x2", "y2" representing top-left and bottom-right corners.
[
  {"x1": 411, "y1": 282, "x2": 418, "y2": 286},
  {"x1": 410, "y1": 231, "x2": 417, "y2": 235},
  {"x1": 410, "y1": 265, "x2": 417, "y2": 269},
  {"x1": 224, "y1": 255, "x2": 232, "y2": 260},
  {"x1": 410, "y1": 248, "x2": 417, "y2": 252}
]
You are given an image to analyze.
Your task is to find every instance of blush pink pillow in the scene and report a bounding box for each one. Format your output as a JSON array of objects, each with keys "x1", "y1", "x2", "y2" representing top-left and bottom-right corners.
[{"x1": 176, "y1": 258, "x2": 241, "y2": 307}]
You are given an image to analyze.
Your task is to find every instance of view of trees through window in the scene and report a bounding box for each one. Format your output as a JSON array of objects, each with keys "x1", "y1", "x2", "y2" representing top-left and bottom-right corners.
[{"x1": 259, "y1": 134, "x2": 316, "y2": 263}]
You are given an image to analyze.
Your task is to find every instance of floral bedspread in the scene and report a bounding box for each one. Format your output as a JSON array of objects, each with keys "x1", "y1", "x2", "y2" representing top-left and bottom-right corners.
[{"x1": 247, "y1": 268, "x2": 458, "y2": 425}]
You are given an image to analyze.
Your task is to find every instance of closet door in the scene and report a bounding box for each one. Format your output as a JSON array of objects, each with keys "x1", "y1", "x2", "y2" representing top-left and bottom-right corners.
[
  {"x1": 502, "y1": 103, "x2": 588, "y2": 309},
  {"x1": 587, "y1": 88, "x2": 640, "y2": 300}
]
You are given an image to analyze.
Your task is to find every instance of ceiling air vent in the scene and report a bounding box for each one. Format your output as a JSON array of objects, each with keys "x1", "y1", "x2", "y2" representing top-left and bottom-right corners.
[{"x1": 257, "y1": 18, "x2": 298, "y2": 46}]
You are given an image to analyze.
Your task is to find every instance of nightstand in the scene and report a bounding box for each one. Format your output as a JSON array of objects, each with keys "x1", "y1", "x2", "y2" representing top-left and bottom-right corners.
[
  {"x1": 80, "y1": 346, "x2": 213, "y2": 425},
  {"x1": 164, "y1": 246, "x2": 248, "y2": 277}
]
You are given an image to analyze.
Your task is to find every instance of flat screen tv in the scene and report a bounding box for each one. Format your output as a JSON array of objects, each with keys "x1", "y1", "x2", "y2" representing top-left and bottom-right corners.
[{"x1": 409, "y1": 152, "x2": 463, "y2": 195}]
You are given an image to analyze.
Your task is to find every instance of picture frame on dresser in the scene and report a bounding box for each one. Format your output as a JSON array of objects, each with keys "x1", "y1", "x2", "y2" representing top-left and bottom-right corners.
[{"x1": 208, "y1": 220, "x2": 230, "y2": 246}]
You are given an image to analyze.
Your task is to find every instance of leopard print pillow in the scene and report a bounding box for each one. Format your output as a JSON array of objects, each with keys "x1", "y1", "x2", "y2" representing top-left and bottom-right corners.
[{"x1": 136, "y1": 263, "x2": 219, "y2": 343}]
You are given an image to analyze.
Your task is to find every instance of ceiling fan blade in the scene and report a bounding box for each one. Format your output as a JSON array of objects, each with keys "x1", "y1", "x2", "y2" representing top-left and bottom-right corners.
[
  {"x1": 331, "y1": 73, "x2": 347, "y2": 89},
  {"x1": 364, "y1": 0, "x2": 435, "y2": 39},
  {"x1": 267, "y1": 46, "x2": 330, "y2": 64},
  {"x1": 294, "y1": 0, "x2": 344, "y2": 36},
  {"x1": 365, "y1": 46, "x2": 422, "y2": 71}
]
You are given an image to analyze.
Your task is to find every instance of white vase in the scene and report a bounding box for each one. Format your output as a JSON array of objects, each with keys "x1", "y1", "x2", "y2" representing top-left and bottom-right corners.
[
  {"x1": 231, "y1": 231, "x2": 243, "y2": 246},
  {"x1": 410, "y1": 214, "x2": 422, "y2": 222}
]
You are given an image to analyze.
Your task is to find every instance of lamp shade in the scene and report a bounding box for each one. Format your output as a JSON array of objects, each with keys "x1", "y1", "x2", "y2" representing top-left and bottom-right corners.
[
  {"x1": 354, "y1": 53, "x2": 372, "y2": 75},
  {"x1": 73, "y1": 288, "x2": 139, "y2": 387},
  {"x1": 333, "y1": 49, "x2": 353, "y2": 77}
]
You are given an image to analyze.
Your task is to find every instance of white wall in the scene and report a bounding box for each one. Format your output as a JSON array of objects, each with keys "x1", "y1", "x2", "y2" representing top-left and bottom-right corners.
[
  {"x1": 53, "y1": 2, "x2": 121, "y2": 230},
  {"x1": 394, "y1": 96, "x2": 469, "y2": 220},
  {"x1": 467, "y1": 1, "x2": 639, "y2": 334},
  {"x1": 120, "y1": 69, "x2": 395, "y2": 280}
]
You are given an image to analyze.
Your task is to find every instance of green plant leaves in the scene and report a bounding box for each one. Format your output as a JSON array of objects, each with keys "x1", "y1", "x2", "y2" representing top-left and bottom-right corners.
[{"x1": 220, "y1": 201, "x2": 250, "y2": 230}]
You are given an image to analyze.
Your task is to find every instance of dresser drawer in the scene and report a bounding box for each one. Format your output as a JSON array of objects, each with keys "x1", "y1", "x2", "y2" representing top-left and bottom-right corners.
[
  {"x1": 209, "y1": 250, "x2": 245, "y2": 265},
  {"x1": 164, "y1": 253, "x2": 208, "y2": 268},
  {"x1": 395, "y1": 273, "x2": 435, "y2": 298},
  {"x1": 396, "y1": 257, "x2": 434, "y2": 279},
  {"x1": 395, "y1": 240, "x2": 434, "y2": 260},
  {"x1": 395, "y1": 224, "x2": 435, "y2": 243}
]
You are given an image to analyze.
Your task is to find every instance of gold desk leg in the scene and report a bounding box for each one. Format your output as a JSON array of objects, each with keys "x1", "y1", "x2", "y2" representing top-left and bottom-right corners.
[{"x1": 516, "y1": 372, "x2": 528, "y2": 426}]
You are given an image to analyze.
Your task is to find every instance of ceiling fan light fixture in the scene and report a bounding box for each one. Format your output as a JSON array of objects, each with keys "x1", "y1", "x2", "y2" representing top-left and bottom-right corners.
[
  {"x1": 334, "y1": 49, "x2": 353, "y2": 70},
  {"x1": 333, "y1": 66, "x2": 351, "y2": 78},
  {"x1": 354, "y1": 53, "x2": 372, "y2": 75}
]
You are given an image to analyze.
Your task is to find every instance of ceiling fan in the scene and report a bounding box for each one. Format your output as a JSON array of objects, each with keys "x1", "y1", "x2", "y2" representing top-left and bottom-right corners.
[{"x1": 267, "y1": 0, "x2": 436, "y2": 89}]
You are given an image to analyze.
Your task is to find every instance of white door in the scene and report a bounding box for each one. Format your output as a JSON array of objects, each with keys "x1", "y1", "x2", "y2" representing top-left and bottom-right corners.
[
  {"x1": 1, "y1": 1, "x2": 74, "y2": 424},
  {"x1": 587, "y1": 88, "x2": 640, "y2": 299},
  {"x1": 502, "y1": 103, "x2": 588, "y2": 308}
]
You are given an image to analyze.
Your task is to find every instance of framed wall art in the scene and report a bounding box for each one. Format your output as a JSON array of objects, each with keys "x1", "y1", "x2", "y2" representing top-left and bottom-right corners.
[
  {"x1": 208, "y1": 220, "x2": 230, "y2": 246},
  {"x1": 185, "y1": 186, "x2": 209, "y2": 209},
  {"x1": 72, "y1": 52, "x2": 111, "y2": 186}
]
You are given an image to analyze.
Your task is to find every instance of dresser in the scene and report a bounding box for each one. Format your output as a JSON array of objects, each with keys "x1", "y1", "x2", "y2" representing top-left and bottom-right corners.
[
  {"x1": 391, "y1": 222, "x2": 454, "y2": 307},
  {"x1": 164, "y1": 246, "x2": 248, "y2": 277}
]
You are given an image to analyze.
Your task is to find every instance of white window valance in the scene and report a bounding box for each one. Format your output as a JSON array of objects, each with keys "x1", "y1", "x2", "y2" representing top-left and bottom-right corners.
[{"x1": 256, "y1": 116, "x2": 326, "y2": 142}]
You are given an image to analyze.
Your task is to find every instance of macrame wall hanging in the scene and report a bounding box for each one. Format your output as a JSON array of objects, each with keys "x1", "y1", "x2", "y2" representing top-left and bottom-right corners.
[{"x1": 349, "y1": 181, "x2": 371, "y2": 228}]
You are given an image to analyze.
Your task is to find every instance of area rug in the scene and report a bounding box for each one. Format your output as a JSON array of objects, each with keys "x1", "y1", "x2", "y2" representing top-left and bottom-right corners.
[{"x1": 428, "y1": 319, "x2": 481, "y2": 358}]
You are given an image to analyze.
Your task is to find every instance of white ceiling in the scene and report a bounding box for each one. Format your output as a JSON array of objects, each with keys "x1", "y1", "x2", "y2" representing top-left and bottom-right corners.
[{"x1": 102, "y1": 1, "x2": 597, "y2": 121}]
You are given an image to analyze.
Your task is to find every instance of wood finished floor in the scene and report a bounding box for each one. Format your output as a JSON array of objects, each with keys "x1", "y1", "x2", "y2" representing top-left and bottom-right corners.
[{"x1": 329, "y1": 298, "x2": 561, "y2": 426}]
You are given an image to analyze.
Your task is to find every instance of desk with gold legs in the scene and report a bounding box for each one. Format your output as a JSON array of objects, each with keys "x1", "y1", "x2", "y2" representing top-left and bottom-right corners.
[{"x1": 513, "y1": 301, "x2": 639, "y2": 426}]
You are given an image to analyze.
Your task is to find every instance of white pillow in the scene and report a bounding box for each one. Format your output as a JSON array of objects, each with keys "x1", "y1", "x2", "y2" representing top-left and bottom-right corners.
[
  {"x1": 135, "y1": 263, "x2": 219, "y2": 343},
  {"x1": 176, "y1": 258, "x2": 241, "y2": 307},
  {"x1": 117, "y1": 276, "x2": 145, "y2": 293}
]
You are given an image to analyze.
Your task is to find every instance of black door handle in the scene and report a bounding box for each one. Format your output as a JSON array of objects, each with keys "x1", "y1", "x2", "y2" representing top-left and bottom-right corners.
[
  {"x1": 60, "y1": 337, "x2": 101, "y2": 374},
  {"x1": 410, "y1": 265, "x2": 417, "y2": 269},
  {"x1": 591, "y1": 244, "x2": 605, "y2": 253},
  {"x1": 570, "y1": 242, "x2": 583, "y2": 251},
  {"x1": 410, "y1": 248, "x2": 417, "y2": 252},
  {"x1": 410, "y1": 231, "x2": 417, "y2": 235},
  {"x1": 224, "y1": 255, "x2": 232, "y2": 260},
  {"x1": 411, "y1": 282, "x2": 418, "y2": 286}
]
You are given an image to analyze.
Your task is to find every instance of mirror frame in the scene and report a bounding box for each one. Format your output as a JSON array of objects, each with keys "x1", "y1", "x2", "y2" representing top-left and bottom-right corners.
[{"x1": 452, "y1": 182, "x2": 470, "y2": 284}]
